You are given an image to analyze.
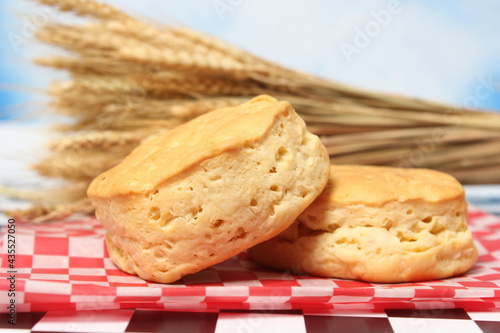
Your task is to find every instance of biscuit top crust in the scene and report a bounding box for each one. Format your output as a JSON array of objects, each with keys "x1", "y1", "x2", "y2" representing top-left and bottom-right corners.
[
  {"x1": 323, "y1": 165, "x2": 464, "y2": 206},
  {"x1": 88, "y1": 95, "x2": 291, "y2": 197}
]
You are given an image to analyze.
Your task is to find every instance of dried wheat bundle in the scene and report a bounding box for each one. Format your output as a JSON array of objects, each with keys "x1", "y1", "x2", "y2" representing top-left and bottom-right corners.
[{"x1": 5, "y1": 0, "x2": 500, "y2": 222}]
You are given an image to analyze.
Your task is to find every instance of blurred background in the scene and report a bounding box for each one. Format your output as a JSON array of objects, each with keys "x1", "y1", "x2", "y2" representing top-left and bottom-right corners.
[
  {"x1": 2, "y1": 0, "x2": 500, "y2": 113},
  {"x1": 1, "y1": 0, "x2": 500, "y2": 213}
]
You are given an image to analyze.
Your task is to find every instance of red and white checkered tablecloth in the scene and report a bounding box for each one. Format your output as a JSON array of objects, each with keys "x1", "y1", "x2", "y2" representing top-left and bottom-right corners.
[{"x1": 1, "y1": 207, "x2": 500, "y2": 313}]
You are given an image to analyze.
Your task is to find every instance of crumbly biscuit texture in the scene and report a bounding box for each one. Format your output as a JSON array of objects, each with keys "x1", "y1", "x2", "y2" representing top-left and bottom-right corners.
[
  {"x1": 88, "y1": 95, "x2": 330, "y2": 283},
  {"x1": 248, "y1": 165, "x2": 478, "y2": 283}
]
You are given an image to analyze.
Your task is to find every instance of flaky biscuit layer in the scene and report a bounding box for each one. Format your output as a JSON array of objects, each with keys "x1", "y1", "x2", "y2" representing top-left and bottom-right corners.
[
  {"x1": 88, "y1": 95, "x2": 330, "y2": 283},
  {"x1": 249, "y1": 165, "x2": 478, "y2": 283}
]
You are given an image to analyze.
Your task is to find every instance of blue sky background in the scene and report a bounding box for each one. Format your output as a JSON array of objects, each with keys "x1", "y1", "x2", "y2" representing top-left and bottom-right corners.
[{"x1": 1, "y1": 0, "x2": 500, "y2": 122}]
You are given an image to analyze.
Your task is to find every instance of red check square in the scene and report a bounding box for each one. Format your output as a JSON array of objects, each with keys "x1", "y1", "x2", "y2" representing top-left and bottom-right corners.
[{"x1": 34, "y1": 236, "x2": 69, "y2": 256}]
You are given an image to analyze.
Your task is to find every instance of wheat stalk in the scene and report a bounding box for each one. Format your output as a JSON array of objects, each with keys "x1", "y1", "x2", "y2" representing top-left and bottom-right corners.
[
  {"x1": 33, "y1": 0, "x2": 131, "y2": 20},
  {"x1": 4, "y1": 0, "x2": 500, "y2": 222},
  {"x1": 46, "y1": 130, "x2": 152, "y2": 151}
]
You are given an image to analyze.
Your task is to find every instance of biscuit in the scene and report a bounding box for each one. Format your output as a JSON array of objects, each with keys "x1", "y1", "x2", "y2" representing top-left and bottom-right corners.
[
  {"x1": 87, "y1": 95, "x2": 330, "y2": 283},
  {"x1": 248, "y1": 165, "x2": 478, "y2": 283}
]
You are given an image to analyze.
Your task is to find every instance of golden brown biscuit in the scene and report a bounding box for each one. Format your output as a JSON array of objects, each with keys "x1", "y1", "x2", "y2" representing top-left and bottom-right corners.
[
  {"x1": 88, "y1": 95, "x2": 330, "y2": 283},
  {"x1": 248, "y1": 165, "x2": 478, "y2": 283}
]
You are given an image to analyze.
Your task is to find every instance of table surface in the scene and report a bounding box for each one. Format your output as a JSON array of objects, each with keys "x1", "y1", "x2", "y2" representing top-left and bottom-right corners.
[
  {"x1": 1, "y1": 308, "x2": 500, "y2": 333},
  {"x1": 1, "y1": 210, "x2": 499, "y2": 332}
]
